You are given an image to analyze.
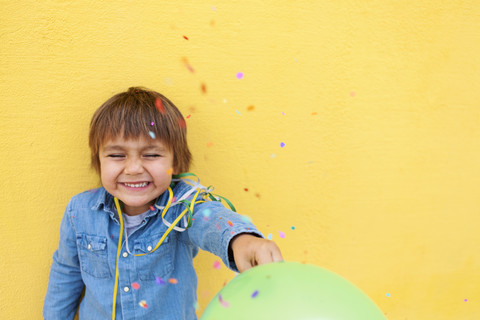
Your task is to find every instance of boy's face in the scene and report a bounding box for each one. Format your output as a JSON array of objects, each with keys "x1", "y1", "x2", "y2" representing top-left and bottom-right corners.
[{"x1": 99, "y1": 135, "x2": 174, "y2": 215}]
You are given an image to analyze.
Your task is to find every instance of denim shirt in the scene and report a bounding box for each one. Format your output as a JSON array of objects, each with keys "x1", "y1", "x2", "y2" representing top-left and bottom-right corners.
[{"x1": 43, "y1": 181, "x2": 262, "y2": 320}]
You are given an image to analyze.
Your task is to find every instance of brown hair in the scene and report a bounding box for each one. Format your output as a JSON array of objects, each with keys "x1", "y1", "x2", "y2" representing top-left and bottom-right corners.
[{"x1": 89, "y1": 87, "x2": 192, "y2": 175}]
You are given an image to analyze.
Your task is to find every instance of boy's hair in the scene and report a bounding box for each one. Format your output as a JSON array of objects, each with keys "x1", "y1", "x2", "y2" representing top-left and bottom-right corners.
[{"x1": 89, "y1": 87, "x2": 192, "y2": 175}]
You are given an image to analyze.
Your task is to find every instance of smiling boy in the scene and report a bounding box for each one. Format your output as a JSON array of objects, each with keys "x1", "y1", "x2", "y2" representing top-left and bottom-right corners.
[{"x1": 43, "y1": 87, "x2": 283, "y2": 320}]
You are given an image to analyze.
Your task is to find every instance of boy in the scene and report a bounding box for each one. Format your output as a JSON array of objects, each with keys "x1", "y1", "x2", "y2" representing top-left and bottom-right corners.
[{"x1": 43, "y1": 87, "x2": 283, "y2": 319}]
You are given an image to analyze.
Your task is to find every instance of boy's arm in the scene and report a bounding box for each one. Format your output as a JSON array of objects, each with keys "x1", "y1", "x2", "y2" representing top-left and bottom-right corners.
[
  {"x1": 186, "y1": 201, "x2": 282, "y2": 272},
  {"x1": 43, "y1": 202, "x2": 84, "y2": 319}
]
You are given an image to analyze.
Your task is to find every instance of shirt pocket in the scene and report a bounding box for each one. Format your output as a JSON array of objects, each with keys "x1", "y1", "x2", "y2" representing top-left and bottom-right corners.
[
  {"x1": 134, "y1": 235, "x2": 174, "y2": 281},
  {"x1": 76, "y1": 234, "x2": 112, "y2": 279}
]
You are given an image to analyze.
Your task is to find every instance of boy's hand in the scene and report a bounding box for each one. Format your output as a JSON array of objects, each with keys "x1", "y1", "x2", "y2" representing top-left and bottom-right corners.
[{"x1": 230, "y1": 233, "x2": 283, "y2": 272}]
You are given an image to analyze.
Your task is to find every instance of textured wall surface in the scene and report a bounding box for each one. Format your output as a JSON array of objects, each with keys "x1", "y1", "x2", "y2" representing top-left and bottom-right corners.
[{"x1": 1, "y1": 1, "x2": 479, "y2": 319}]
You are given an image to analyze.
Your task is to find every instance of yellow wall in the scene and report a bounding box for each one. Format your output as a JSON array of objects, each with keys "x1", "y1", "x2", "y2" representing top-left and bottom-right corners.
[{"x1": 1, "y1": 1, "x2": 479, "y2": 319}]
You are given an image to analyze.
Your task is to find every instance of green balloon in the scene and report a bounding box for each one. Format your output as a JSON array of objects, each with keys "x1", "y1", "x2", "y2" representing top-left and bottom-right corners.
[{"x1": 201, "y1": 261, "x2": 386, "y2": 320}]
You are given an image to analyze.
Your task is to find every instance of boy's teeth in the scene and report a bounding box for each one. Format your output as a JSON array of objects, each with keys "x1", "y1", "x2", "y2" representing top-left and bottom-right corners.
[{"x1": 124, "y1": 182, "x2": 148, "y2": 188}]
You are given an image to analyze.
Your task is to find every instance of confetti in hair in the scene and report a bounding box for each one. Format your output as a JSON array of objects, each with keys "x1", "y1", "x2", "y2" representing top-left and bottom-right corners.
[{"x1": 155, "y1": 97, "x2": 165, "y2": 114}]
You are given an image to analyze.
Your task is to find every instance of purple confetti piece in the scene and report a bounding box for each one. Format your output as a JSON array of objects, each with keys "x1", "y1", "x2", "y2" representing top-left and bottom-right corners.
[{"x1": 251, "y1": 290, "x2": 259, "y2": 298}]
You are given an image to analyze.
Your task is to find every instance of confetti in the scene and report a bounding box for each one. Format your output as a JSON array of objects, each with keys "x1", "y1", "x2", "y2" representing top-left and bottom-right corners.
[
  {"x1": 149, "y1": 131, "x2": 156, "y2": 139},
  {"x1": 278, "y1": 231, "x2": 285, "y2": 238},
  {"x1": 186, "y1": 114, "x2": 191, "y2": 119},
  {"x1": 216, "y1": 223, "x2": 221, "y2": 230},
  {"x1": 139, "y1": 300, "x2": 148, "y2": 308},
  {"x1": 178, "y1": 118, "x2": 186, "y2": 129},
  {"x1": 241, "y1": 215, "x2": 252, "y2": 223},
  {"x1": 218, "y1": 295, "x2": 230, "y2": 308},
  {"x1": 182, "y1": 57, "x2": 195, "y2": 73},
  {"x1": 267, "y1": 233, "x2": 273, "y2": 240},
  {"x1": 201, "y1": 83, "x2": 207, "y2": 94},
  {"x1": 464, "y1": 299, "x2": 468, "y2": 302},
  {"x1": 150, "y1": 206, "x2": 155, "y2": 211},
  {"x1": 244, "y1": 188, "x2": 249, "y2": 192},
  {"x1": 247, "y1": 105, "x2": 255, "y2": 111},
  {"x1": 291, "y1": 226, "x2": 295, "y2": 230},
  {"x1": 155, "y1": 97, "x2": 165, "y2": 114},
  {"x1": 169, "y1": 278, "x2": 178, "y2": 284},
  {"x1": 151, "y1": 121, "x2": 154, "y2": 126},
  {"x1": 183, "y1": 35, "x2": 189, "y2": 40},
  {"x1": 207, "y1": 142, "x2": 214, "y2": 147},
  {"x1": 350, "y1": 91, "x2": 356, "y2": 97},
  {"x1": 213, "y1": 261, "x2": 221, "y2": 269},
  {"x1": 155, "y1": 276, "x2": 166, "y2": 285},
  {"x1": 282, "y1": 112, "x2": 285, "y2": 115},
  {"x1": 227, "y1": 221, "x2": 234, "y2": 227},
  {"x1": 251, "y1": 290, "x2": 259, "y2": 298},
  {"x1": 280, "y1": 142, "x2": 286, "y2": 148},
  {"x1": 132, "y1": 282, "x2": 140, "y2": 290},
  {"x1": 202, "y1": 209, "x2": 212, "y2": 217},
  {"x1": 311, "y1": 112, "x2": 318, "y2": 116},
  {"x1": 236, "y1": 72, "x2": 244, "y2": 79},
  {"x1": 386, "y1": 293, "x2": 391, "y2": 297},
  {"x1": 235, "y1": 110, "x2": 241, "y2": 115},
  {"x1": 166, "y1": 168, "x2": 173, "y2": 175}
]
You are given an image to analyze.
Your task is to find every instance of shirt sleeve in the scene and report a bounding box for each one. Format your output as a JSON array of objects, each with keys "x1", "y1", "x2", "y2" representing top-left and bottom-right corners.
[
  {"x1": 185, "y1": 200, "x2": 264, "y2": 272},
  {"x1": 43, "y1": 200, "x2": 85, "y2": 320}
]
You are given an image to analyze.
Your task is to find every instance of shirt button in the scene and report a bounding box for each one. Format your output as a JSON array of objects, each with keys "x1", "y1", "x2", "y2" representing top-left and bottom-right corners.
[
  {"x1": 123, "y1": 287, "x2": 130, "y2": 292},
  {"x1": 122, "y1": 252, "x2": 128, "y2": 258},
  {"x1": 147, "y1": 246, "x2": 153, "y2": 251}
]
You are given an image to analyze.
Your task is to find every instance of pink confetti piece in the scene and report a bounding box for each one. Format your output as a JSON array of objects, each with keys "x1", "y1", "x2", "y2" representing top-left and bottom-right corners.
[
  {"x1": 155, "y1": 276, "x2": 165, "y2": 285},
  {"x1": 278, "y1": 231, "x2": 285, "y2": 238},
  {"x1": 236, "y1": 72, "x2": 244, "y2": 79},
  {"x1": 213, "y1": 261, "x2": 221, "y2": 269},
  {"x1": 131, "y1": 282, "x2": 140, "y2": 290},
  {"x1": 218, "y1": 294, "x2": 230, "y2": 308},
  {"x1": 150, "y1": 206, "x2": 155, "y2": 211}
]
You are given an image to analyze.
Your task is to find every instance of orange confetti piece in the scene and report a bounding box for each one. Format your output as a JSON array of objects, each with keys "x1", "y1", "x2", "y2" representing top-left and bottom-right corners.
[
  {"x1": 169, "y1": 278, "x2": 178, "y2": 284},
  {"x1": 227, "y1": 221, "x2": 233, "y2": 227},
  {"x1": 183, "y1": 35, "x2": 189, "y2": 40},
  {"x1": 155, "y1": 97, "x2": 165, "y2": 114}
]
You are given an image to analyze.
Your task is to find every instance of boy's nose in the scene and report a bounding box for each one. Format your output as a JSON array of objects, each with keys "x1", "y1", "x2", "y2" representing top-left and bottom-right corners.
[{"x1": 124, "y1": 158, "x2": 144, "y2": 175}]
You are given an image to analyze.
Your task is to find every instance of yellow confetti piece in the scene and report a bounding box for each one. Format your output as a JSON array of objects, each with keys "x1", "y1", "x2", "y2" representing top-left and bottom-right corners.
[
  {"x1": 166, "y1": 168, "x2": 173, "y2": 175},
  {"x1": 139, "y1": 300, "x2": 148, "y2": 308}
]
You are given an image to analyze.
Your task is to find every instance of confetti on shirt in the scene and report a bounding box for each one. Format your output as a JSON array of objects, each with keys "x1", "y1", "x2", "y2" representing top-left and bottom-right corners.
[
  {"x1": 251, "y1": 290, "x2": 259, "y2": 298},
  {"x1": 132, "y1": 282, "x2": 140, "y2": 290},
  {"x1": 213, "y1": 261, "x2": 221, "y2": 269},
  {"x1": 155, "y1": 276, "x2": 166, "y2": 285},
  {"x1": 169, "y1": 278, "x2": 178, "y2": 284},
  {"x1": 150, "y1": 206, "x2": 155, "y2": 211},
  {"x1": 227, "y1": 221, "x2": 234, "y2": 227},
  {"x1": 218, "y1": 295, "x2": 230, "y2": 308},
  {"x1": 139, "y1": 300, "x2": 148, "y2": 308}
]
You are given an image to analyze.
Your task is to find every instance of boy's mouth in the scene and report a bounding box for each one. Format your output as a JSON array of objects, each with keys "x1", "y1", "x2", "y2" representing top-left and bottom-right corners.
[{"x1": 121, "y1": 182, "x2": 150, "y2": 188}]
